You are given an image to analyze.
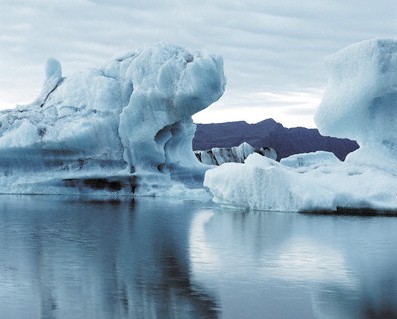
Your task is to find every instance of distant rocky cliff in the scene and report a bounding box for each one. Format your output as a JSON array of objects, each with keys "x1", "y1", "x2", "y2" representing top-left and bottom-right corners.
[{"x1": 193, "y1": 119, "x2": 358, "y2": 160}]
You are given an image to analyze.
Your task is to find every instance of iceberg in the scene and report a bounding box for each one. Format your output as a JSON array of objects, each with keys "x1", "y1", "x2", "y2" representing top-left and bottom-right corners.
[
  {"x1": 0, "y1": 43, "x2": 225, "y2": 196},
  {"x1": 205, "y1": 39, "x2": 397, "y2": 213}
]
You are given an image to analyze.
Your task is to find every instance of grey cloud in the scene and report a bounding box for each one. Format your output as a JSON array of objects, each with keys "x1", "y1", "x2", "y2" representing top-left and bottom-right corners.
[{"x1": 1, "y1": 0, "x2": 397, "y2": 126}]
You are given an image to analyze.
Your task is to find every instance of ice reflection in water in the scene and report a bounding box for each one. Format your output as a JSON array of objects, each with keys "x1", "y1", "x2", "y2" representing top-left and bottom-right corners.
[
  {"x1": 190, "y1": 209, "x2": 397, "y2": 319},
  {"x1": 0, "y1": 196, "x2": 219, "y2": 319},
  {"x1": 0, "y1": 196, "x2": 396, "y2": 319}
]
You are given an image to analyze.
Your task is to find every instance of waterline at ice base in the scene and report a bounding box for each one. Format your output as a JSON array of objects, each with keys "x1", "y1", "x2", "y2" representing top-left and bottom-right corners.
[
  {"x1": 0, "y1": 43, "x2": 225, "y2": 198},
  {"x1": 205, "y1": 39, "x2": 397, "y2": 213}
]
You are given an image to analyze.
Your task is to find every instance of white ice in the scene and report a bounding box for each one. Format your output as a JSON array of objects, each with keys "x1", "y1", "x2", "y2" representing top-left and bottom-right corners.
[
  {"x1": 205, "y1": 39, "x2": 397, "y2": 213},
  {"x1": 0, "y1": 43, "x2": 225, "y2": 196}
]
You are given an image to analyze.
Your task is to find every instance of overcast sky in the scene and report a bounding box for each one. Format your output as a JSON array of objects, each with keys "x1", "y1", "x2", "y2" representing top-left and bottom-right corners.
[{"x1": 1, "y1": 0, "x2": 397, "y2": 127}]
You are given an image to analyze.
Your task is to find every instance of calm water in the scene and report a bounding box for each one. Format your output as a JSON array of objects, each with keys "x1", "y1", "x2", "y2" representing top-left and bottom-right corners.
[{"x1": 0, "y1": 196, "x2": 396, "y2": 319}]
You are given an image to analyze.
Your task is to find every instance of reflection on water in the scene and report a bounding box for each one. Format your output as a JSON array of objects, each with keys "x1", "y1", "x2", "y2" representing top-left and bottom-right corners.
[
  {"x1": 0, "y1": 196, "x2": 218, "y2": 319},
  {"x1": 0, "y1": 196, "x2": 396, "y2": 319}
]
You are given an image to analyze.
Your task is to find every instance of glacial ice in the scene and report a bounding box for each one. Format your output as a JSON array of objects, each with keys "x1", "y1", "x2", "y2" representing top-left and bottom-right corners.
[
  {"x1": 0, "y1": 43, "x2": 225, "y2": 196},
  {"x1": 205, "y1": 39, "x2": 397, "y2": 213},
  {"x1": 194, "y1": 142, "x2": 277, "y2": 165}
]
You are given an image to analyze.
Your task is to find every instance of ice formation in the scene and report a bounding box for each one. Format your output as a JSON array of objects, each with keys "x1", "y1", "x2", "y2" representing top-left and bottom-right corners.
[
  {"x1": 205, "y1": 39, "x2": 397, "y2": 213},
  {"x1": 315, "y1": 40, "x2": 397, "y2": 155},
  {"x1": 194, "y1": 142, "x2": 277, "y2": 165},
  {"x1": 0, "y1": 43, "x2": 225, "y2": 196}
]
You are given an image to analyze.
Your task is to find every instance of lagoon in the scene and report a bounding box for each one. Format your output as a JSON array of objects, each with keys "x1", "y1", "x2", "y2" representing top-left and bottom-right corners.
[{"x1": 0, "y1": 196, "x2": 396, "y2": 319}]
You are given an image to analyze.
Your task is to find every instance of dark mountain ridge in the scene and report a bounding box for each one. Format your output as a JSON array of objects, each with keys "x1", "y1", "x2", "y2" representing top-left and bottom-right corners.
[{"x1": 193, "y1": 119, "x2": 359, "y2": 161}]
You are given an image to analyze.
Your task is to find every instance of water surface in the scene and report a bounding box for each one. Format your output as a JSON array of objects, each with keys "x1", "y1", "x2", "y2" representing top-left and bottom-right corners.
[{"x1": 0, "y1": 196, "x2": 396, "y2": 319}]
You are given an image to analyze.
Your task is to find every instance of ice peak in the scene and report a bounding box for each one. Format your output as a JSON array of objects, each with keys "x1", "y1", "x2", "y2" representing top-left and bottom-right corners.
[{"x1": 45, "y1": 57, "x2": 62, "y2": 81}]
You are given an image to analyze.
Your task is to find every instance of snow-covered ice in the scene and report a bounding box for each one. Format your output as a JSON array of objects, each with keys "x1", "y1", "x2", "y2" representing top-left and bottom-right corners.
[
  {"x1": 205, "y1": 39, "x2": 397, "y2": 213},
  {"x1": 0, "y1": 43, "x2": 225, "y2": 196}
]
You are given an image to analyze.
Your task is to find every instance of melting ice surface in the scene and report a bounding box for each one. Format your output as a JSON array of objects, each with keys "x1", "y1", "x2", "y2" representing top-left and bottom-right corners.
[
  {"x1": 205, "y1": 39, "x2": 397, "y2": 213},
  {"x1": 1, "y1": 196, "x2": 397, "y2": 319},
  {"x1": 0, "y1": 43, "x2": 225, "y2": 197}
]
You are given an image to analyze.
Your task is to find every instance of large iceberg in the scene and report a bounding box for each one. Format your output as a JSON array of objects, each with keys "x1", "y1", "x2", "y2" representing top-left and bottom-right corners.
[
  {"x1": 0, "y1": 43, "x2": 225, "y2": 196},
  {"x1": 205, "y1": 39, "x2": 397, "y2": 213}
]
